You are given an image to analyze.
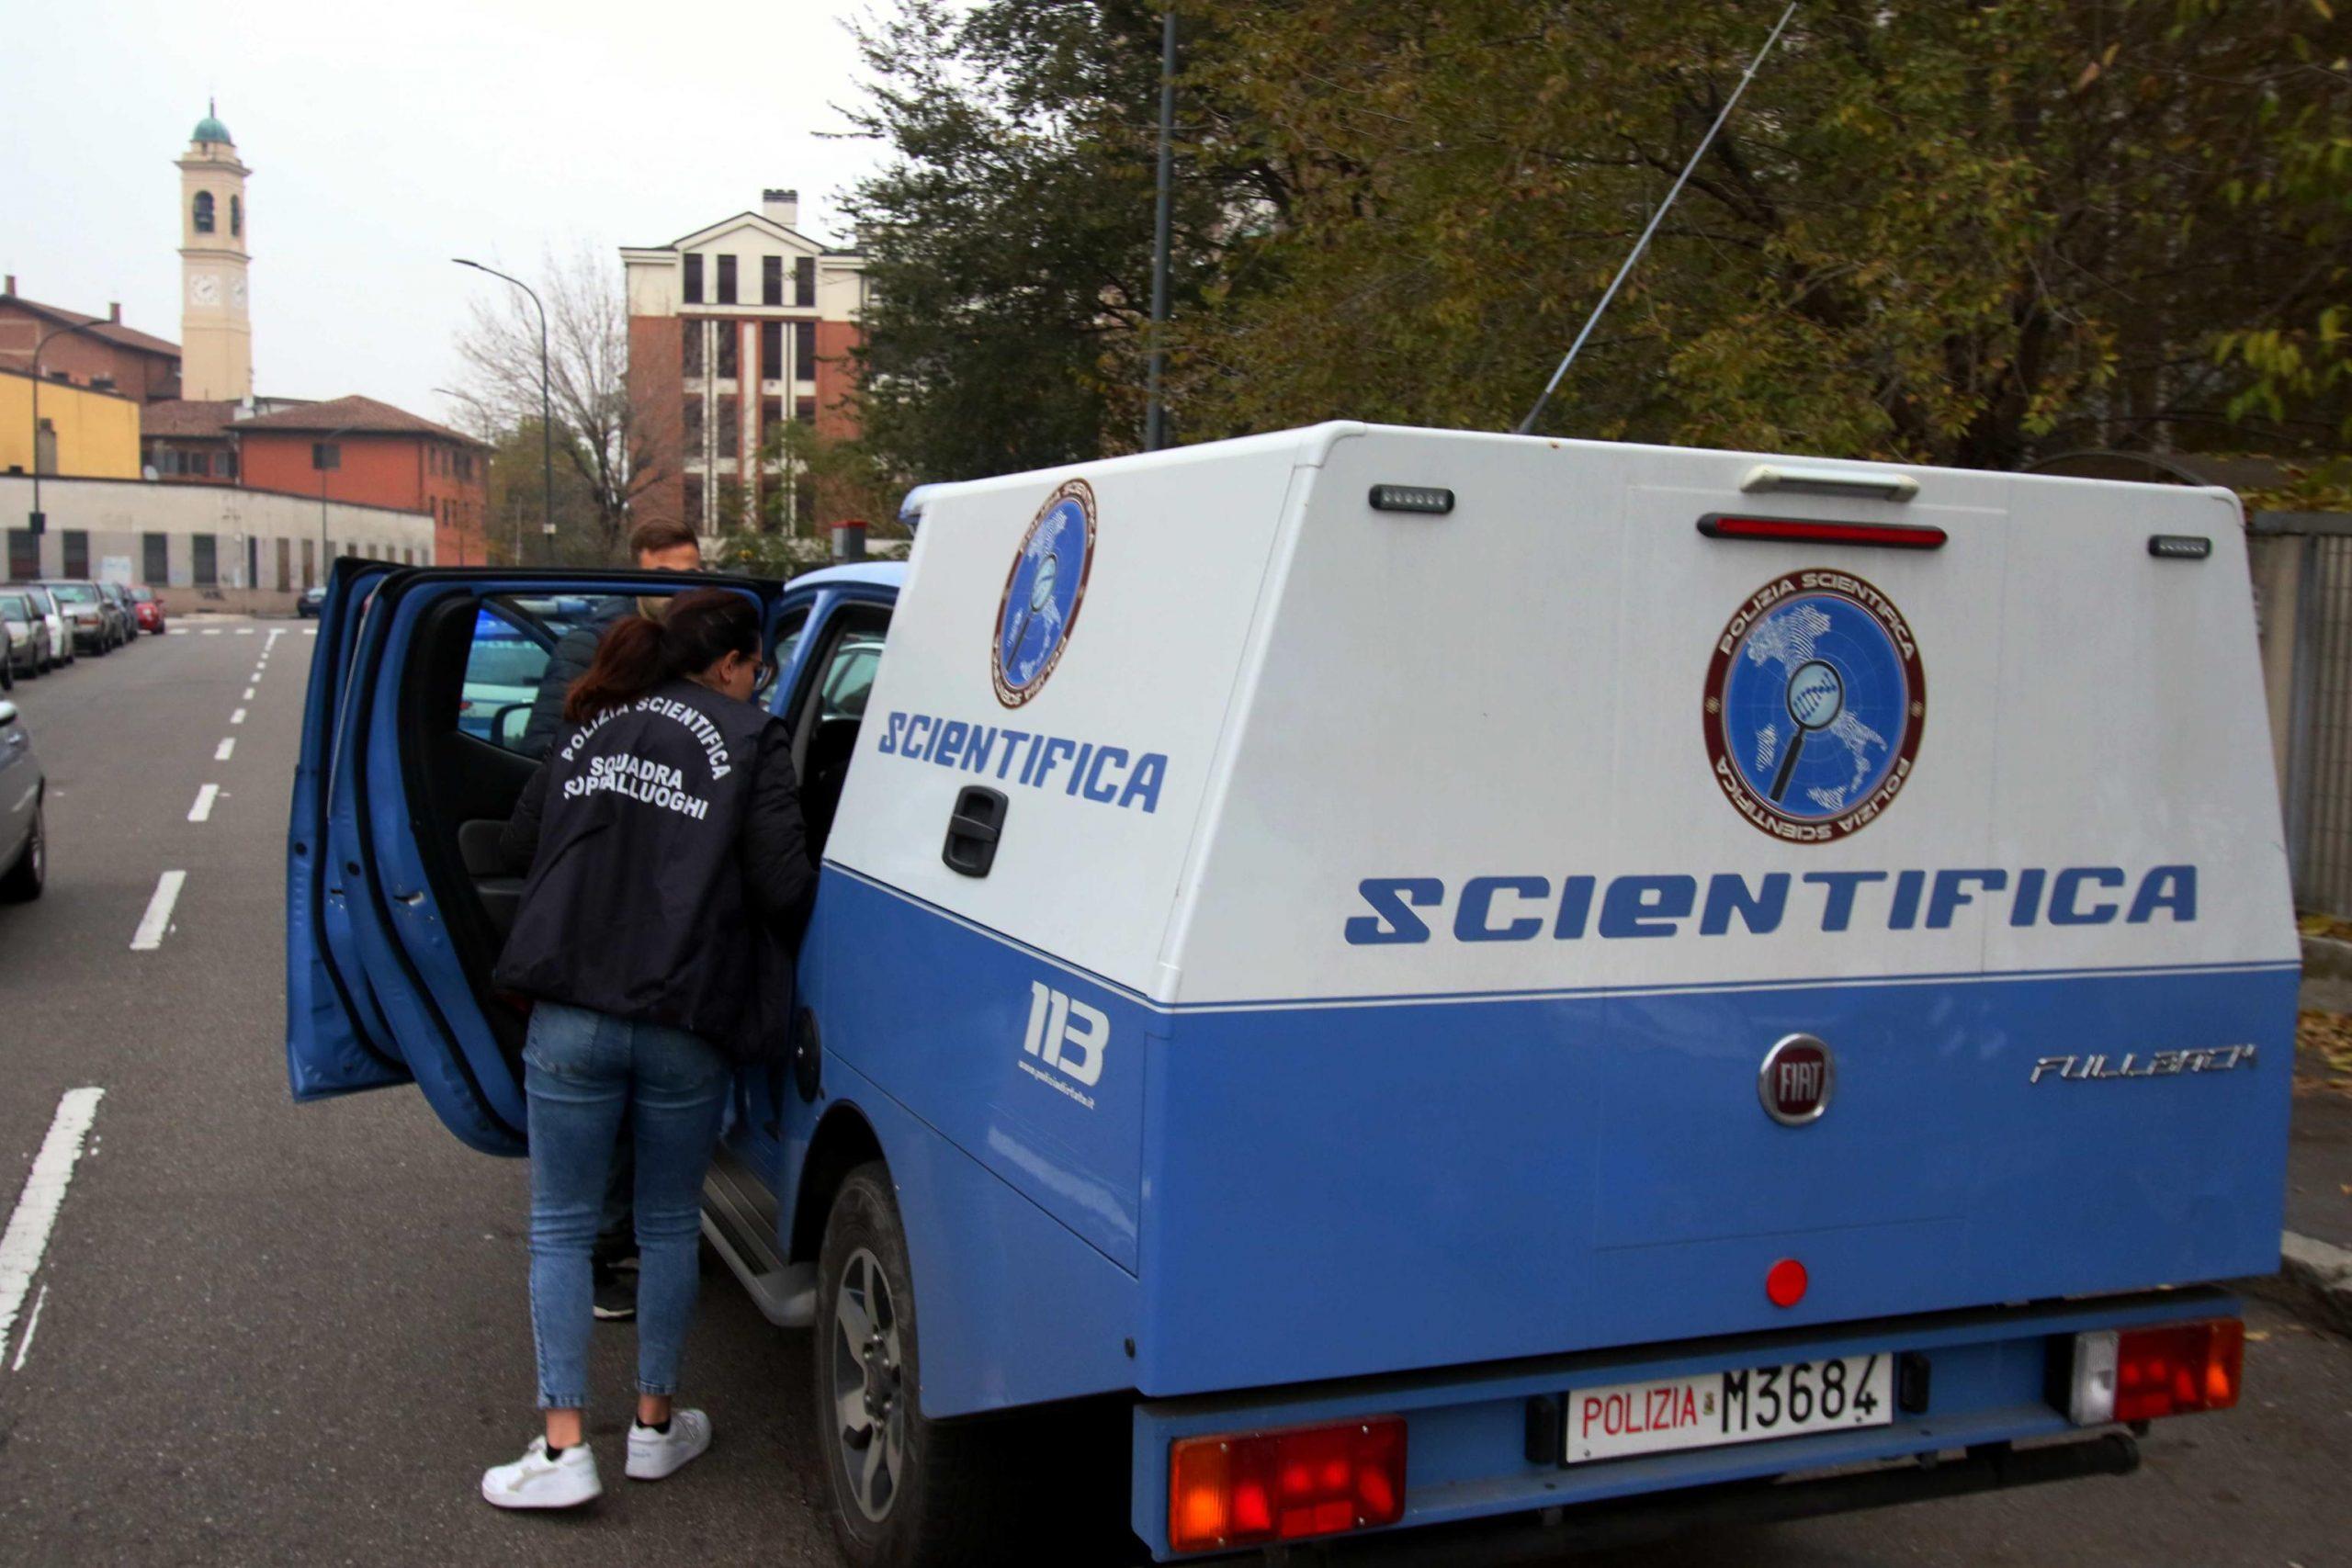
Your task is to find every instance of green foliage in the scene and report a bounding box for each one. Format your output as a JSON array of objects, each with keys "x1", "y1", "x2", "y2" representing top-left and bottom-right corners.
[{"x1": 849, "y1": 0, "x2": 2352, "y2": 474}]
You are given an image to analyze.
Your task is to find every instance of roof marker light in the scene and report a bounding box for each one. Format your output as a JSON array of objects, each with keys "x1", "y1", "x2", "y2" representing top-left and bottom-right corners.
[
  {"x1": 1698, "y1": 513, "x2": 1949, "y2": 550},
  {"x1": 2148, "y1": 535, "x2": 2211, "y2": 560},
  {"x1": 1740, "y1": 463, "x2": 1919, "y2": 502},
  {"x1": 1368, "y1": 485, "x2": 1454, "y2": 515}
]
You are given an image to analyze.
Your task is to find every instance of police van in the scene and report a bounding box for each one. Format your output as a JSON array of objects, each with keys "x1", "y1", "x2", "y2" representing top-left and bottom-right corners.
[{"x1": 286, "y1": 422, "x2": 2293, "y2": 1563}]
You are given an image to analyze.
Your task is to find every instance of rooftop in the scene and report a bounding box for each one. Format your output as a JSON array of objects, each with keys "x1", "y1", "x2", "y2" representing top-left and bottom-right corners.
[
  {"x1": 141, "y1": 399, "x2": 245, "y2": 439},
  {"x1": 227, "y1": 393, "x2": 490, "y2": 448},
  {"x1": 0, "y1": 290, "x2": 181, "y2": 360}
]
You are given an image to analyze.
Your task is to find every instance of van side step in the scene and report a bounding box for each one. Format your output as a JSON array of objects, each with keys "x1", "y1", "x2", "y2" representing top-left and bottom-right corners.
[{"x1": 700, "y1": 1145, "x2": 815, "y2": 1328}]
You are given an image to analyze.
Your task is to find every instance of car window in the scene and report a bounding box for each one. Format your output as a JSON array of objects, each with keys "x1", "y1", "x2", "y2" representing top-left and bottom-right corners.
[
  {"x1": 459, "y1": 606, "x2": 556, "y2": 752},
  {"x1": 0, "y1": 594, "x2": 28, "y2": 619},
  {"x1": 131, "y1": 587, "x2": 154, "y2": 603},
  {"x1": 820, "y1": 635, "x2": 883, "y2": 721},
  {"x1": 49, "y1": 583, "x2": 97, "y2": 604}
]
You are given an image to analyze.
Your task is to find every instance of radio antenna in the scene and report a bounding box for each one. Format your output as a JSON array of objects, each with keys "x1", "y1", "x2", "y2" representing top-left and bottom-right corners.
[{"x1": 1513, "y1": 2, "x2": 1799, "y2": 436}]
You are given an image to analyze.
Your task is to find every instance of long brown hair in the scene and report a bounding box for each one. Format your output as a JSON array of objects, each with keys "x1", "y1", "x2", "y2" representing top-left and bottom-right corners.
[{"x1": 564, "y1": 587, "x2": 761, "y2": 721}]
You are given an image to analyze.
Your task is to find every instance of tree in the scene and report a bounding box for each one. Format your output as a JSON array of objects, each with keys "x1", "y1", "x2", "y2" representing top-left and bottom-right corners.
[
  {"x1": 1162, "y1": 0, "x2": 2352, "y2": 468},
  {"x1": 453, "y1": 244, "x2": 675, "y2": 561},
  {"x1": 711, "y1": 422, "x2": 912, "y2": 578},
  {"x1": 840, "y1": 0, "x2": 1272, "y2": 479}
]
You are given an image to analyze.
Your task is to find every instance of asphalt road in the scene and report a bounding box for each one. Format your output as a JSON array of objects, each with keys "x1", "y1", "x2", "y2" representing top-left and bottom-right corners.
[{"x1": 0, "y1": 616, "x2": 2347, "y2": 1567}]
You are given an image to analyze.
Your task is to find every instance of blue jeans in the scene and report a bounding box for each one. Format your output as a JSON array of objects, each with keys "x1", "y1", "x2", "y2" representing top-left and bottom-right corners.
[{"x1": 523, "y1": 1002, "x2": 730, "y2": 1409}]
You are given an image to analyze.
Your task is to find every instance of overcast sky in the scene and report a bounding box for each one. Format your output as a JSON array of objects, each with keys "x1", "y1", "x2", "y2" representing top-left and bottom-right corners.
[{"x1": 1, "y1": 0, "x2": 891, "y2": 423}]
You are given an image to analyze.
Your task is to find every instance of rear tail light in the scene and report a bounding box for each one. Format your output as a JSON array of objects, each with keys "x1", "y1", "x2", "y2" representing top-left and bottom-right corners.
[
  {"x1": 1697, "y1": 513, "x2": 1948, "y2": 549},
  {"x1": 1168, "y1": 1416, "x2": 1406, "y2": 1554},
  {"x1": 2067, "y1": 1318, "x2": 2244, "y2": 1426}
]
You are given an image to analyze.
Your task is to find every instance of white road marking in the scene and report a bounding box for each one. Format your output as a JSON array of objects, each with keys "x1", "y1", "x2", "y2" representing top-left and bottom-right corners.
[
  {"x1": 187, "y1": 784, "x2": 220, "y2": 822},
  {"x1": 215, "y1": 739, "x2": 234, "y2": 761},
  {"x1": 130, "y1": 871, "x2": 186, "y2": 951},
  {"x1": 266, "y1": 627, "x2": 286, "y2": 644},
  {"x1": 11, "y1": 1283, "x2": 47, "y2": 1371},
  {"x1": 200, "y1": 629, "x2": 220, "y2": 637},
  {"x1": 0, "y1": 1089, "x2": 105, "y2": 1362},
  {"x1": 231, "y1": 708, "x2": 246, "y2": 724},
  {"x1": 304, "y1": 628, "x2": 318, "y2": 637},
  {"x1": 234, "y1": 628, "x2": 254, "y2": 636},
  {"x1": 243, "y1": 686, "x2": 254, "y2": 700}
]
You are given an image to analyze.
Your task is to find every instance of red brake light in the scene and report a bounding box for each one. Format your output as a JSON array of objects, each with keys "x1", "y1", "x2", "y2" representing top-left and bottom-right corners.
[
  {"x1": 1698, "y1": 513, "x2": 1948, "y2": 550},
  {"x1": 1169, "y1": 1416, "x2": 1406, "y2": 1554},
  {"x1": 2113, "y1": 1319, "x2": 2243, "y2": 1423}
]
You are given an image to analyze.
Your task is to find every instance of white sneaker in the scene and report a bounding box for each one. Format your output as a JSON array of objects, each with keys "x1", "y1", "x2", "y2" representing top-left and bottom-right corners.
[
  {"x1": 481, "y1": 1437, "x2": 603, "y2": 1509},
  {"x1": 626, "y1": 1408, "x2": 712, "y2": 1481}
]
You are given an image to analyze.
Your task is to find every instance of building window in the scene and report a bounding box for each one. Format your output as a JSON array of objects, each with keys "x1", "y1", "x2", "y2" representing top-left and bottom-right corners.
[
  {"x1": 456, "y1": 451, "x2": 471, "y2": 480},
  {"x1": 716, "y1": 327, "x2": 738, "y2": 381},
  {"x1": 761, "y1": 320, "x2": 783, "y2": 383},
  {"x1": 795, "y1": 256, "x2": 816, "y2": 308},
  {"x1": 793, "y1": 321, "x2": 817, "y2": 382},
  {"x1": 6, "y1": 531, "x2": 36, "y2": 581},
  {"x1": 142, "y1": 533, "x2": 169, "y2": 582},
  {"x1": 684, "y1": 474, "x2": 704, "y2": 520},
  {"x1": 683, "y1": 321, "x2": 703, "y2": 378},
  {"x1": 683, "y1": 254, "x2": 703, "y2": 304},
  {"x1": 683, "y1": 396, "x2": 704, "y2": 445},
  {"x1": 188, "y1": 451, "x2": 211, "y2": 478},
  {"x1": 797, "y1": 395, "x2": 816, "y2": 426},
  {"x1": 301, "y1": 537, "x2": 315, "y2": 589},
  {"x1": 62, "y1": 531, "x2": 88, "y2": 578},
  {"x1": 193, "y1": 534, "x2": 219, "y2": 586},
  {"x1": 762, "y1": 398, "x2": 784, "y2": 444},
  {"x1": 717, "y1": 479, "x2": 746, "y2": 529},
  {"x1": 193, "y1": 191, "x2": 215, "y2": 233},
  {"x1": 762, "y1": 255, "x2": 783, "y2": 306},
  {"x1": 716, "y1": 254, "x2": 738, "y2": 305},
  {"x1": 221, "y1": 449, "x2": 237, "y2": 479},
  {"x1": 717, "y1": 395, "x2": 740, "y2": 458},
  {"x1": 232, "y1": 195, "x2": 243, "y2": 237},
  {"x1": 276, "y1": 536, "x2": 290, "y2": 592}
]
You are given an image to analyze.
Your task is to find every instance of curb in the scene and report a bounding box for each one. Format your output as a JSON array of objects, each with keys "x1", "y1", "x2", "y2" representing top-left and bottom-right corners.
[{"x1": 2278, "y1": 1230, "x2": 2352, "y2": 1337}]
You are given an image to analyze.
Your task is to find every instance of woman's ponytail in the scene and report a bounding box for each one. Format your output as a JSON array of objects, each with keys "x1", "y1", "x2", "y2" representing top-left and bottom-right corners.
[{"x1": 563, "y1": 587, "x2": 761, "y2": 722}]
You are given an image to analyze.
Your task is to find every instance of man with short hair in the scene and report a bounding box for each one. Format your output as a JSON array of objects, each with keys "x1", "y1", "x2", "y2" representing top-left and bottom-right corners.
[
  {"x1": 515, "y1": 518, "x2": 704, "y2": 761},
  {"x1": 515, "y1": 515, "x2": 705, "y2": 1320}
]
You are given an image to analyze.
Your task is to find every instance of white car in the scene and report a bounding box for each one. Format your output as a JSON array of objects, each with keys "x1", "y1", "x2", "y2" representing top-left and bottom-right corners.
[{"x1": 15, "y1": 586, "x2": 72, "y2": 671}]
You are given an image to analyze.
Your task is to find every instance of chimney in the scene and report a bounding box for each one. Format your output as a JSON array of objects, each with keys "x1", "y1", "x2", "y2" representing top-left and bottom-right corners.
[
  {"x1": 4, "y1": 275, "x2": 14, "y2": 297},
  {"x1": 763, "y1": 187, "x2": 799, "y2": 229},
  {"x1": 109, "y1": 302, "x2": 122, "y2": 323}
]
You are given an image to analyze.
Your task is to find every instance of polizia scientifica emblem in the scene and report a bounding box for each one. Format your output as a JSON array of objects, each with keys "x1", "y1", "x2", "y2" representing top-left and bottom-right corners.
[
  {"x1": 1702, "y1": 570, "x2": 1926, "y2": 843},
  {"x1": 992, "y1": 479, "x2": 1097, "y2": 707}
]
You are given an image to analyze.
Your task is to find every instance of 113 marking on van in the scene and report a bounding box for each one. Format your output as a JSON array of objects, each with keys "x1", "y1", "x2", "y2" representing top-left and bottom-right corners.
[{"x1": 1020, "y1": 981, "x2": 1108, "y2": 1107}]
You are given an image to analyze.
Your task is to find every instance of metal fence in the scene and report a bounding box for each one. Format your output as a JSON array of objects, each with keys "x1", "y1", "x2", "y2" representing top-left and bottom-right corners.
[{"x1": 2267, "y1": 513, "x2": 2352, "y2": 914}]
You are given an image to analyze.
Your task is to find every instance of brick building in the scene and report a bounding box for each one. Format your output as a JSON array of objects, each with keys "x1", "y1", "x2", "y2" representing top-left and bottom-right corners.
[
  {"x1": 230, "y1": 395, "x2": 490, "y2": 565},
  {"x1": 622, "y1": 189, "x2": 866, "y2": 539},
  {"x1": 0, "y1": 279, "x2": 183, "y2": 403}
]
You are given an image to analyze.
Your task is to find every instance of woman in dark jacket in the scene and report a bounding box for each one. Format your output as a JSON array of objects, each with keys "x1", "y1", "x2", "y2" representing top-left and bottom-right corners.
[{"x1": 481, "y1": 587, "x2": 814, "y2": 1510}]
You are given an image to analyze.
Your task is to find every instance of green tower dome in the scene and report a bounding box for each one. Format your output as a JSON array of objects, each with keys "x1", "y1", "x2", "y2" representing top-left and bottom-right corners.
[{"x1": 192, "y1": 99, "x2": 232, "y2": 145}]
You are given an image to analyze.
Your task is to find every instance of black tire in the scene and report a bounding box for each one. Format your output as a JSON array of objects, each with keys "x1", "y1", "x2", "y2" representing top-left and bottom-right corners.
[
  {"x1": 1, "y1": 802, "x2": 45, "y2": 903},
  {"x1": 816, "y1": 1163, "x2": 1037, "y2": 1568}
]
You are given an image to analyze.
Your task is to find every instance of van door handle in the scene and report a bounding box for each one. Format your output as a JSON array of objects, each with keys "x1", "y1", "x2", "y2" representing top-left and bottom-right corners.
[{"x1": 941, "y1": 786, "x2": 1008, "y2": 877}]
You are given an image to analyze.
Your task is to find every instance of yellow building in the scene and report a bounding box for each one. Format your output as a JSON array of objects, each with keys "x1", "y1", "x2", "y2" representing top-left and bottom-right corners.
[{"x1": 0, "y1": 368, "x2": 141, "y2": 479}]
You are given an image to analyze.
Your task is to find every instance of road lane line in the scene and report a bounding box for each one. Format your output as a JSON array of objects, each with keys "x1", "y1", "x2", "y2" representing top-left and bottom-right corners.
[
  {"x1": 200, "y1": 629, "x2": 220, "y2": 637},
  {"x1": 243, "y1": 686, "x2": 254, "y2": 700},
  {"x1": 215, "y1": 739, "x2": 234, "y2": 761},
  {"x1": 235, "y1": 628, "x2": 254, "y2": 635},
  {"x1": 0, "y1": 1089, "x2": 104, "y2": 1360},
  {"x1": 188, "y1": 784, "x2": 220, "y2": 822},
  {"x1": 130, "y1": 871, "x2": 186, "y2": 951},
  {"x1": 231, "y1": 708, "x2": 246, "y2": 724},
  {"x1": 11, "y1": 1283, "x2": 47, "y2": 1371},
  {"x1": 304, "y1": 628, "x2": 318, "y2": 637}
]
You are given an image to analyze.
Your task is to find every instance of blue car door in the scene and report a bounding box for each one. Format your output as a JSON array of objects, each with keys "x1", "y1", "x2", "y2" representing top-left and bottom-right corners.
[{"x1": 284, "y1": 565, "x2": 785, "y2": 1155}]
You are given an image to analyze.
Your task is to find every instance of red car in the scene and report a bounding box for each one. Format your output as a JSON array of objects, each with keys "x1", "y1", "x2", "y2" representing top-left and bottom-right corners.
[{"x1": 130, "y1": 585, "x2": 166, "y2": 635}]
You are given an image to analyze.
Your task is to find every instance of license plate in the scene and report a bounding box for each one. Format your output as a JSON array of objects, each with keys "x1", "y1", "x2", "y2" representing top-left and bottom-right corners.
[{"x1": 1564, "y1": 1352, "x2": 1893, "y2": 1464}]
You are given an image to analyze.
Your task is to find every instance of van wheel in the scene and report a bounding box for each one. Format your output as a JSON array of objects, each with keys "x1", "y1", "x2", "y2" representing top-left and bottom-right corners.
[
  {"x1": 2, "y1": 803, "x2": 46, "y2": 903},
  {"x1": 817, "y1": 1162, "x2": 1027, "y2": 1568}
]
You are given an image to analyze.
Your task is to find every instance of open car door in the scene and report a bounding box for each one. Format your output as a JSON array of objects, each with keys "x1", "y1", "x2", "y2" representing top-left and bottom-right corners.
[{"x1": 282, "y1": 565, "x2": 786, "y2": 1155}]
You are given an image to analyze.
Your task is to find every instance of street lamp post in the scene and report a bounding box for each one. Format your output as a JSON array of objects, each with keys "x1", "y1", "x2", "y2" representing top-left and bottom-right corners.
[
  {"x1": 452, "y1": 259, "x2": 553, "y2": 562},
  {"x1": 314, "y1": 422, "x2": 356, "y2": 586},
  {"x1": 27, "y1": 320, "x2": 111, "y2": 542}
]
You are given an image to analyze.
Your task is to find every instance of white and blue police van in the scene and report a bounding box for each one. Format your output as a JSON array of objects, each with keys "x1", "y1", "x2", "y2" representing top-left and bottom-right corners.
[{"x1": 286, "y1": 422, "x2": 2293, "y2": 1563}]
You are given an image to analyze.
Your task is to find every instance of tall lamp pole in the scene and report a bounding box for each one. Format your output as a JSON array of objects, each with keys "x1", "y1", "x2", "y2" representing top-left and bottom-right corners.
[
  {"x1": 27, "y1": 320, "x2": 111, "y2": 543},
  {"x1": 315, "y1": 420, "x2": 356, "y2": 583},
  {"x1": 1143, "y1": 8, "x2": 1178, "y2": 452},
  {"x1": 453, "y1": 259, "x2": 553, "y2": 561}
]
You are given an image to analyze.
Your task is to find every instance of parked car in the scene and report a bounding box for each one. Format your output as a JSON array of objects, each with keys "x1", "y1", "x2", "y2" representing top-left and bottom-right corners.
[
  {"x1": 297, "y1": 584, "x2": 328, "y2": 618},
  {"x1": 0, "y1": 699, "x2": 43, "y2": 902},
  {"x1": 39, "y1": 581, "x2": 117, "y2": 654},
  {"x1": 98, "y1": 582, "x2": 139, "y2": 649},
  {"x1": 0, "y1": 590, "x2": 50, "y2": 682},
  {"x1": 129, "y1": 584, "x2": 167, "y2": 635},
  {"x1": 15, "y1": 586, "x2": 72, "y2": 671}
]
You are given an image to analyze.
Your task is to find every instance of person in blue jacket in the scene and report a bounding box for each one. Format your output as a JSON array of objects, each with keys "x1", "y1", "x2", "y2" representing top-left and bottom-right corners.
[{"x1": 481, "y1": 588, "x2": 814, "y2": 1510}]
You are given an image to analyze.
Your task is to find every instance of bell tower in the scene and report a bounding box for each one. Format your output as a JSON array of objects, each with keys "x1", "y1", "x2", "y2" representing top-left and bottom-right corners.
[{"x1": 177, "y1": 101, "x2": 252, "y2": 400}]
